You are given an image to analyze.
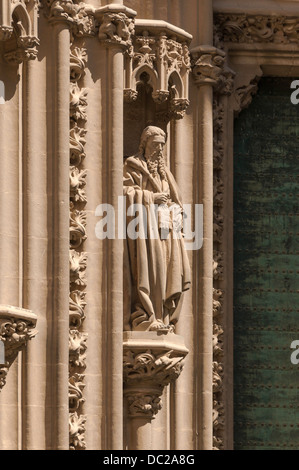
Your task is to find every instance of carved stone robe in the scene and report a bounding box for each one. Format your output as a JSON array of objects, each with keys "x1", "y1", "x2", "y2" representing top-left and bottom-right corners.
[{"x1": 123, "y1": 155, "x2": 191, "y2": 331}]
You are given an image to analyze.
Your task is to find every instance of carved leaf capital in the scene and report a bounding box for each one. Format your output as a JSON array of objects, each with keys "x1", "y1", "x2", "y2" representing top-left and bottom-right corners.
[{"x1": 191, "y1": 45, "x2": 235, "y2": 94}]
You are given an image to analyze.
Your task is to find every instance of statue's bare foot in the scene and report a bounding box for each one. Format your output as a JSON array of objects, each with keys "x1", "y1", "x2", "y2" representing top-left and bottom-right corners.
[{"x1": 149, "y1": 320, "x2": 170, "y2": 332}]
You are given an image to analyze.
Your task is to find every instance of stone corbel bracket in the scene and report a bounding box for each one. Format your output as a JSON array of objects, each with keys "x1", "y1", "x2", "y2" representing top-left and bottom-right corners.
[
  {"x1": 0, "y1": 0, "x2": 40, "y2": 64},
  {"x1": 123, "y1": 332, "x2": 188, "y2": 419},
  {"x1": 191, "y1": 45, "x2": 235, "y2": 95},
  {"x1": 0, "y1": 305, "x2": 37, "y2": 389},
  {"x1": 124, "y1": 19, "x2": 192, "y2": 119}
]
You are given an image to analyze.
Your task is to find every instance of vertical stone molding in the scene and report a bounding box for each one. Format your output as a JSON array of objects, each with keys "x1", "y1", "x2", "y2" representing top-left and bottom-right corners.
[
  {"x1": 124, "y1": 20, "x2": 192, "y2": 122},
  {"x1": 1, "y1": 0, "x2": 40, "y2": 64},
  {"x1": 0, "y1": 306, "x2": 37, "y2": 390}
]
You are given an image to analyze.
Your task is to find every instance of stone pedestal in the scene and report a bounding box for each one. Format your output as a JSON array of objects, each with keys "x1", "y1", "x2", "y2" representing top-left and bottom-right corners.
[{"x1": 123, "y1": 331, "x2": 188, "y2": 450}]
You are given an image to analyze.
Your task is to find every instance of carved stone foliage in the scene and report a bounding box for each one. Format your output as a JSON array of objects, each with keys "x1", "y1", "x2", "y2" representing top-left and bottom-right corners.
[
  {"x1": 191, "y1": 45, "x2": 235, "y2": 94},
  {"x1": 215, "y1": 14, "x2": 299, "y2": 45},
  {"x1": 234, "y1": 77, "x2": 260, "y2": 116},
  {"x1": 69, "y1": 412, "x2": 87, "y2": 450},
  {"x1": 0, "y1": 306, "x2": 37, "y2": 390},
  {"x1": 98, "y1": 11, "x2": 135, "y2": 47},
  {"x1": 69, "y1": 373, "x2": 85, "y2": 412},
  {"x1": 212, "y1": 91, "x2": 226, "y2": 450},
  {"x1": 69, "y1": 329, "x2": 87, "y2": 370},
  {"x1": 124, "y1": 349, "x2": 185, "y2": 387},
  {"x1": 124, "y1": 22, "x2": 192, "y2": 121},
  {"x1": 44, "y1": 0, "x2": 96, "y2": 37},
  {"x1": 123, "y1": 333, "x2": 188, "y2": 419},
  {"x1": 68, "y1": 40, "x2": 88, "y2": 450},
  {"x1": 126, "y1": 392, "x2": 162, "y2": 419},
  {"x1": 0, "y1": 0, "x2": 40, "y2": 64}
]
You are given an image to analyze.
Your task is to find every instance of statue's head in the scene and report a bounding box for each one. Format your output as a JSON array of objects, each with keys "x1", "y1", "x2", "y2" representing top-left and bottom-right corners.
[{"x1": 139, "y1": 126, "x2": 166, "y2": 159}]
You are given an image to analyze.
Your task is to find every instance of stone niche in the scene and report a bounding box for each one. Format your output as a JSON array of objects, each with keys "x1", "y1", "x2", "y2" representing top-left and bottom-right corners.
[{"x1": 122, "y1": 17, "x2": 192, "y2": 449}]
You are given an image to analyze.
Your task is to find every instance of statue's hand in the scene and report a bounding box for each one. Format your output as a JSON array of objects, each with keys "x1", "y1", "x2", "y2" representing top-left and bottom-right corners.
[{"x1": 153, "y1": 193, "x2": 169, "y2": 204}]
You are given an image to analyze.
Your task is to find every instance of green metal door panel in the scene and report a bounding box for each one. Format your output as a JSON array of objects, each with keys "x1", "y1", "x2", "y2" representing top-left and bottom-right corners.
[{"x1": 233, "y1": 77, "x2": 299, "y2": 450}]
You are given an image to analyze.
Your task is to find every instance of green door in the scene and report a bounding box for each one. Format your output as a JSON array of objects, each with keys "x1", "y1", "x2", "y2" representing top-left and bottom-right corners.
[{"x1": 234, "y1": 77, "x2": 299, "y2": 450}]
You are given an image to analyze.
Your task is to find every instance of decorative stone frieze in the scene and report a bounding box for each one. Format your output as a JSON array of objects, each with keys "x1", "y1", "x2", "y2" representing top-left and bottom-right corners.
[
  {"x1": 0, "y1": 305, "x2": 37, "y2": 390},
  {"x1": 215, "y1": 13, "x2": 299, "y2": 45},
  {"x1": 123, "y1": 332, "x2": 188, "y2": 419}
]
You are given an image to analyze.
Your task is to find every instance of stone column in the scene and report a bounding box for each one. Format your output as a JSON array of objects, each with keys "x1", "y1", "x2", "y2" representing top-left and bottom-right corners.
[
  {"x1": 190, "y1": 0, "x2": 214, "y2": 450},
  {"x1": 0, "y1": 61, "x2": 21, "y2": 450},
  {"x1": 106, "y1": 43, "x2": 124, "y2": 450},
  {"x1": 22, "y1": 54, "x2": 48, "y2": 449},
  {"x1": 47, "y1": 19, "x2": 71, "y2": 450}
]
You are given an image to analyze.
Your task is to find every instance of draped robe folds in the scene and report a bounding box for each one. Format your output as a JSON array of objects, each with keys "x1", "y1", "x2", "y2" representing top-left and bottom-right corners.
[{"x1": 123, "y1": 155, "x2": 191, "y2": 331}]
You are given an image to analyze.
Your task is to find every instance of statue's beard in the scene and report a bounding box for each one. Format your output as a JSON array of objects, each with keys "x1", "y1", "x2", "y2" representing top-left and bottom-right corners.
[{"x1": 146, "y1": 151, "x2": 167, "y2": 180}]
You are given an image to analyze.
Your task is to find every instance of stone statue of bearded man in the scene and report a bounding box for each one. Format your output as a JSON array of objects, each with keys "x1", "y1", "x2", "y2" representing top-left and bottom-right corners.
[{"x1": 123, "y1": 126, "x2": 191, "y2": 332}]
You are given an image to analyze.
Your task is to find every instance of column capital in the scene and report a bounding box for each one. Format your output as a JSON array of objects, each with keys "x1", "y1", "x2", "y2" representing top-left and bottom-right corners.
[
  {"x1": 45, "y1": 0, "x2": 96, "y2": 36},
  {"x1": 190, "y1": 45, "x2": 235, "y2": 95},
  {"x1": 95, "y1": 6, "x2": 136, "y2": 49}
]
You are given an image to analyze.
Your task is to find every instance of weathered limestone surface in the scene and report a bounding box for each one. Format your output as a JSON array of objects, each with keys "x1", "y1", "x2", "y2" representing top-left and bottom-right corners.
[{"x1": 0, "y1": 0, "x2": 297, "y2": 451}]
